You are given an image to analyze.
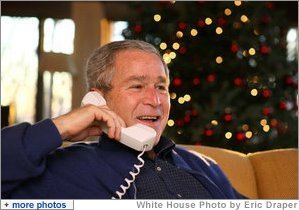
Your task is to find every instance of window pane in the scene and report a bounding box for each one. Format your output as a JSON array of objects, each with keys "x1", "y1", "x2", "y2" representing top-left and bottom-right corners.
[
  {"x1": 111, "y1": 21, "x2": 128, "y2": 41},
  {"x1": 286, "y1": 28, "x2": 298, "y2": 61},
  {"x1": 51, "y1": 71, "x2": 72, "y2": 118},
  {"x1": 43, "y1": 71, "x2": 72, "y2": 118},
  {"x1": 1, "y1": 16, "x2": 39, "y2": 123},
  {"x1": 43, "y1": 18, "x2": 75, "y2": 54}
]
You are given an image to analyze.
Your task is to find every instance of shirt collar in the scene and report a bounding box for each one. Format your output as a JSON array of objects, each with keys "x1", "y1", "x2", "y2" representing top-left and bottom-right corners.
[{"x1": 153, "y1": 136, "x2": 175, "y2": 159}]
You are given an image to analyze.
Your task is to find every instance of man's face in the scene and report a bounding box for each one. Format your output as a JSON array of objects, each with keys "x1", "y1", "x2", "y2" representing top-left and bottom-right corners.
[{"x1": 105, "y1": 50, "x2": 170, "y2": 144}]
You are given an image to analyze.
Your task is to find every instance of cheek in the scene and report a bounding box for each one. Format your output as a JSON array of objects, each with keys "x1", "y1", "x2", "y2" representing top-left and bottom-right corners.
[
  {"x1": 163, "y1": 97, "x2": 171, "y2": 115},
  {"x1": 108, "y1": 95, "x2": 136, "y2": 121}
]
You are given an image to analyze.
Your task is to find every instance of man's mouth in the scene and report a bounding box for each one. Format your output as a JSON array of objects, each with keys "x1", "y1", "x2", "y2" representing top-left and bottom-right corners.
[{"x1": 136, "y1": 115, "x2": 160, "y2": 122}]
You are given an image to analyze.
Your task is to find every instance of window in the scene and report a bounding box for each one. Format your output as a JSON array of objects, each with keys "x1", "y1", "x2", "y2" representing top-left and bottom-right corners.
[
  {"x1": 1, "y1": 16, "x2": 39, "y2": 123},
  {"x1": 286, "y1": 28, "x2": 298, "y2": 61},
  {"x1": 43, "y1": 18, "x2": 75, "y2": 54},
  {"x1": 43, "y1": 71, "x2": 72, "y2": 118},
  {"x1": 41, "y1": 18, "x2": 75, "y2": 118},
  {"x1": 1, "y1": 16, "x2": 75, "y2": 125},
  {"x1": 111, "y1": 21, "x2": 128, "y2": 41}
]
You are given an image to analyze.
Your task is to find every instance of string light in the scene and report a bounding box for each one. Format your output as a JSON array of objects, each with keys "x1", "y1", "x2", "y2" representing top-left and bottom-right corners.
[
  {"x1": 253, "y1": 29, "x2": 260, "y2": 35},
  {"x1": 169, "y1": 52, "x2": 176, "y2": 59},
  {"x1": 172, "y1": 42, "x2": 180, "y2": 50},
  {"x1": 242, "y1": 124, "x2": 249, "y2": 131},
  {"x1": 163, "y1": 53, "x2": 171, "y2": 64},
  {"x1": 260, "y1": 119, "x2": 267, "y2": 126},
  {"x1": 224, "y1": 8, "x2": 232, "y2": 16},
  {"x1": 154, "y1": 14, "x2": 161, "y2": 22},
  {"x1": 183, "y1": 94, "x2": 191, "y2": 102},
  {"x1": 216, "y1": 27, "x2": 223, "y2": 35},
  {"x1": 216, "y1": 56, "x2": 223, "y2": 64},
  {"x1": 205, "y1": 18, "x2": 213, "y2": 25},
  {"x1": 160, "y1": 42, "x2": 167, "y2": 50},
  {"x1": 263, "y1": 125, "x2": 270, "y2": 132},
  {"x1": 248, "y1": 48, "x2": 256, "y2": 55},
  {"x1": 250, "y1": 88, "x2": 258, "y2": 96},
  {"x1": 234, "y1": 1, "x2": 242, "y2": 6},
  {"x1": 176, "y1": 31, "x2": 183, "y2": 38},
  {"x1": 240, "y1": 15, "x2": 249, "y2": 23},
  {"x1": 168, "y1": 119, "x2": 175, "y2": 127},
  {"x1": 245, "y1": 131, "x2": 253, "y2": 139},
  {"x1": 170, "y1": 92, "x2": 177, "y2": 99},
  {"x1": 211, "y1": 120, "x2": 218, "y2": 126},
  {"x1": 190, "y1": 29, "x2": 198, "y2": 36},
  {"x1": 178, "y1": 97, "x2": 185, "y2": 104},
  {"x1": 225, "y1": 132, "x2": 233, "y2": 139}
]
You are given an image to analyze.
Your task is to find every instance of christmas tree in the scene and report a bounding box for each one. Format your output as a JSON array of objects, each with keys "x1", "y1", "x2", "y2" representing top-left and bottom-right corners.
[{"x1": 122, "y1": 1, "x2": 298, "y2": 153}]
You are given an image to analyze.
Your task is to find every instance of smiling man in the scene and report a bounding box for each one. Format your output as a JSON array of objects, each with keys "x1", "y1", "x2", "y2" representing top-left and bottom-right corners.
[{"x1": 2, "y1": 40, "x2": 245, "y2": 199}]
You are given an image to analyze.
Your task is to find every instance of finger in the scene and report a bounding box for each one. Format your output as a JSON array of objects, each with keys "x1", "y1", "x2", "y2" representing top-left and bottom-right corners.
[
  {"x1": 104, "y1": 110, "x2": 123, "y2": 140},
  {"x1": 96, "y1": 110, "x2": 117, "y2": 139},
  {"x1": 96, "y1": 107, "x2": 125, "y2": 140}
]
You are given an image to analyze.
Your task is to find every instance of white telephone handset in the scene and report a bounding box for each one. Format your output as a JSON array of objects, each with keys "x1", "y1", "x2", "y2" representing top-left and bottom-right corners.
[{"x1": 81, "y1": 91, "x2": 156, "y2": 151}]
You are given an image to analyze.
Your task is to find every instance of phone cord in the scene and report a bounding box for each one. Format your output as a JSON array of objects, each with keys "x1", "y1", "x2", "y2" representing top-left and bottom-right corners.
[{"x1": 111, "y1": 145, "x2": 148, "y2": 199}]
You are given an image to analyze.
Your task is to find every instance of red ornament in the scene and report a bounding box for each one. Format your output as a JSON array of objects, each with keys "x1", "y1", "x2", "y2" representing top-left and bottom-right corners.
[
  {"x1": 178, "y1": 21, "x2": 186, "y2": 30},
  {"x1": 204, "y1": 129, "x2": 214, "y2": 137},
  {"x1": 184, "y1": 115, "x2": 191, "y2": 123},
  {"x1": 260, "y1": 15, "x2": 271, "y2": 24},
  {"x1": 270, "y1": 119, "x2": 279, "y2": 127},
  {"x1": 175, "y1": 119, "x2": 184, "y2": 126},
  {"x1": 198, "y1": 19, "x2": 205, "y2": 28},
  {"x1": 262, "y1": 89, "x2": 271, "y2": 98},
  {"x1": 260, "y1": 45, "x2": 271, "y2": 55},
  {"x1": 207, "y1": 74, "x2": 216, "y2": 83},
  {"x1": 217, "y1": 17, "x2": 226, "y2": 27},
  {"x1": 284, "y1": 75, "x2": 297, "y2": 87},
  {"x1": 191, "y1": 108, "x2": 199, "y2": 117},
  {"x1": 173, "y1": 77, "x2": 182, "y2": 86},
  {"x1": 193, "y1": 77, "x2": 200, "y2": 85},
  {"x1": 285, "y1": 76, "x2": 294, "y2": 85},
  {"x1": 262, "y1": 107, "x2": 272, "y2": 116},
  {"x1": 230, "y1": 43, "x2": 240, "y2": 54},
  {"x1": 223, "y1": 114, "x2": 233, "y2": 122},
  {"x1": 134, "y1": 24, "x2": 142, "y2": 33},
  {"x1": 234, "y1": 77, "x2": 243, "y2": 87},
  {"x1": 279, "y1": 101, "x2": 287, "y2": 110},
  {"x1": 265, "y1": 2, "x2": 274, "y2": 10},
  {"x1": 235, "y1": 132, "x2": 245, "y2": 141},
  {"x1": 178, "y1": 46, "x2": 187, "y2": 54}
]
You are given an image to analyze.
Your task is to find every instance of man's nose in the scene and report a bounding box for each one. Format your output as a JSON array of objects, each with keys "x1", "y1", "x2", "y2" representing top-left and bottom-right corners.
[{"x1": 143, "y1": 88, "x2": 161, "y2": 107}]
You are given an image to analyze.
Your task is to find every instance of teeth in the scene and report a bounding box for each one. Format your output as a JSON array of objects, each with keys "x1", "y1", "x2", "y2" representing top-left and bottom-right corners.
[{"x1": 137, "y1": 116, "x2": 158, "y2": 120}]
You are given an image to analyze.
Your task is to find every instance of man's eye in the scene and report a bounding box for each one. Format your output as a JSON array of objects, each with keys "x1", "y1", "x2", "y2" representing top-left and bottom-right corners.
[
  {"x1": 157, "y1": 85, "x2": 168, "y2": 91},
  {"x1": 130, "y1": 85, "x2": 143, "y2": 89}
]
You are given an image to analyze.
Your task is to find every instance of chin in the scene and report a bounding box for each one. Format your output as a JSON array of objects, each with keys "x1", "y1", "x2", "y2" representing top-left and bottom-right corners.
[{"x1": 154, "y1": 135, "x2": 161, "y2": 146}]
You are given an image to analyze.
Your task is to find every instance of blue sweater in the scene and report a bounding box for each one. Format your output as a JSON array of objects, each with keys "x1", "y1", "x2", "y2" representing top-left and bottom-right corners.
[{"x1": 1, "y1": 119, "x2": 245, "y2": 199}]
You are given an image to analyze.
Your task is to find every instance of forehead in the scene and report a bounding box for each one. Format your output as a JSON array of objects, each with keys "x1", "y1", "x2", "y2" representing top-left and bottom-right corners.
[{"x1": 114, "y1": 50, "x2": 166, "y2": 75}]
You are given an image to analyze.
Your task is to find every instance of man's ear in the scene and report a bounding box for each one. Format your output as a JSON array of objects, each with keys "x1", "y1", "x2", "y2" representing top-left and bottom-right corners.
[{"x1": 90, "y1": 88, "x2": 104, "y2": 96}]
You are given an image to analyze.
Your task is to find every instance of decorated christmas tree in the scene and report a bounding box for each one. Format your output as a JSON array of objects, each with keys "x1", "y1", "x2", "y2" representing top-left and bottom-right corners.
[{"x1": 122, "y1": 1, "x2": 298, "y2": 153}]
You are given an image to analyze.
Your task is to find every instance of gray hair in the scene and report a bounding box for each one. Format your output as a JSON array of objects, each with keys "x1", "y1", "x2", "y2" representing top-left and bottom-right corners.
[{"x1": 86, "y1": 40, "x2": 169, "y2": 92}]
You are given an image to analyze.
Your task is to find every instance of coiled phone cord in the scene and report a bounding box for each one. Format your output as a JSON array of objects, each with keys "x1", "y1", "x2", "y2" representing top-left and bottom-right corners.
[{"x1": 112, "y1": 145, "x2": 148, "y2": 199}]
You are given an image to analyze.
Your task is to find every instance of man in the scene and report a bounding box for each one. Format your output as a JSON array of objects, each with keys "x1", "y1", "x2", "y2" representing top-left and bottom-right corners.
[{"x1": 2, "y1": 40, "x2": 245, "y2": 199}]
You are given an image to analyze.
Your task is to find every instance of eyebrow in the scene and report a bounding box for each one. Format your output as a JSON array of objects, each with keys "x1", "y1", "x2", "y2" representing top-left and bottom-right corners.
[{"x1": 124, "y1": 75, "x2": 168, "y2": 84}]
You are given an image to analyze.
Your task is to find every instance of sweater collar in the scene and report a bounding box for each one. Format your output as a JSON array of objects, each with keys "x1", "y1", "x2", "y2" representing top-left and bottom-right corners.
[{"x1": 98, "y1": 134, "x2": 175, "y2": 158}]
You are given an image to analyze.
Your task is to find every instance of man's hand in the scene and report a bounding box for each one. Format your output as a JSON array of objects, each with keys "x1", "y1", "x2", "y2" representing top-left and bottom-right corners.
[{"x1": 52, "y1": 105, "x2": 126, "y2": 142}]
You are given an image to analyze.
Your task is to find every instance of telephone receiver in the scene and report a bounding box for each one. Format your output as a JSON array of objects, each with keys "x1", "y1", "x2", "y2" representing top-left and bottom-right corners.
[{"x1": 81, "y1": 91, "x2": 156, "y2": 151}]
